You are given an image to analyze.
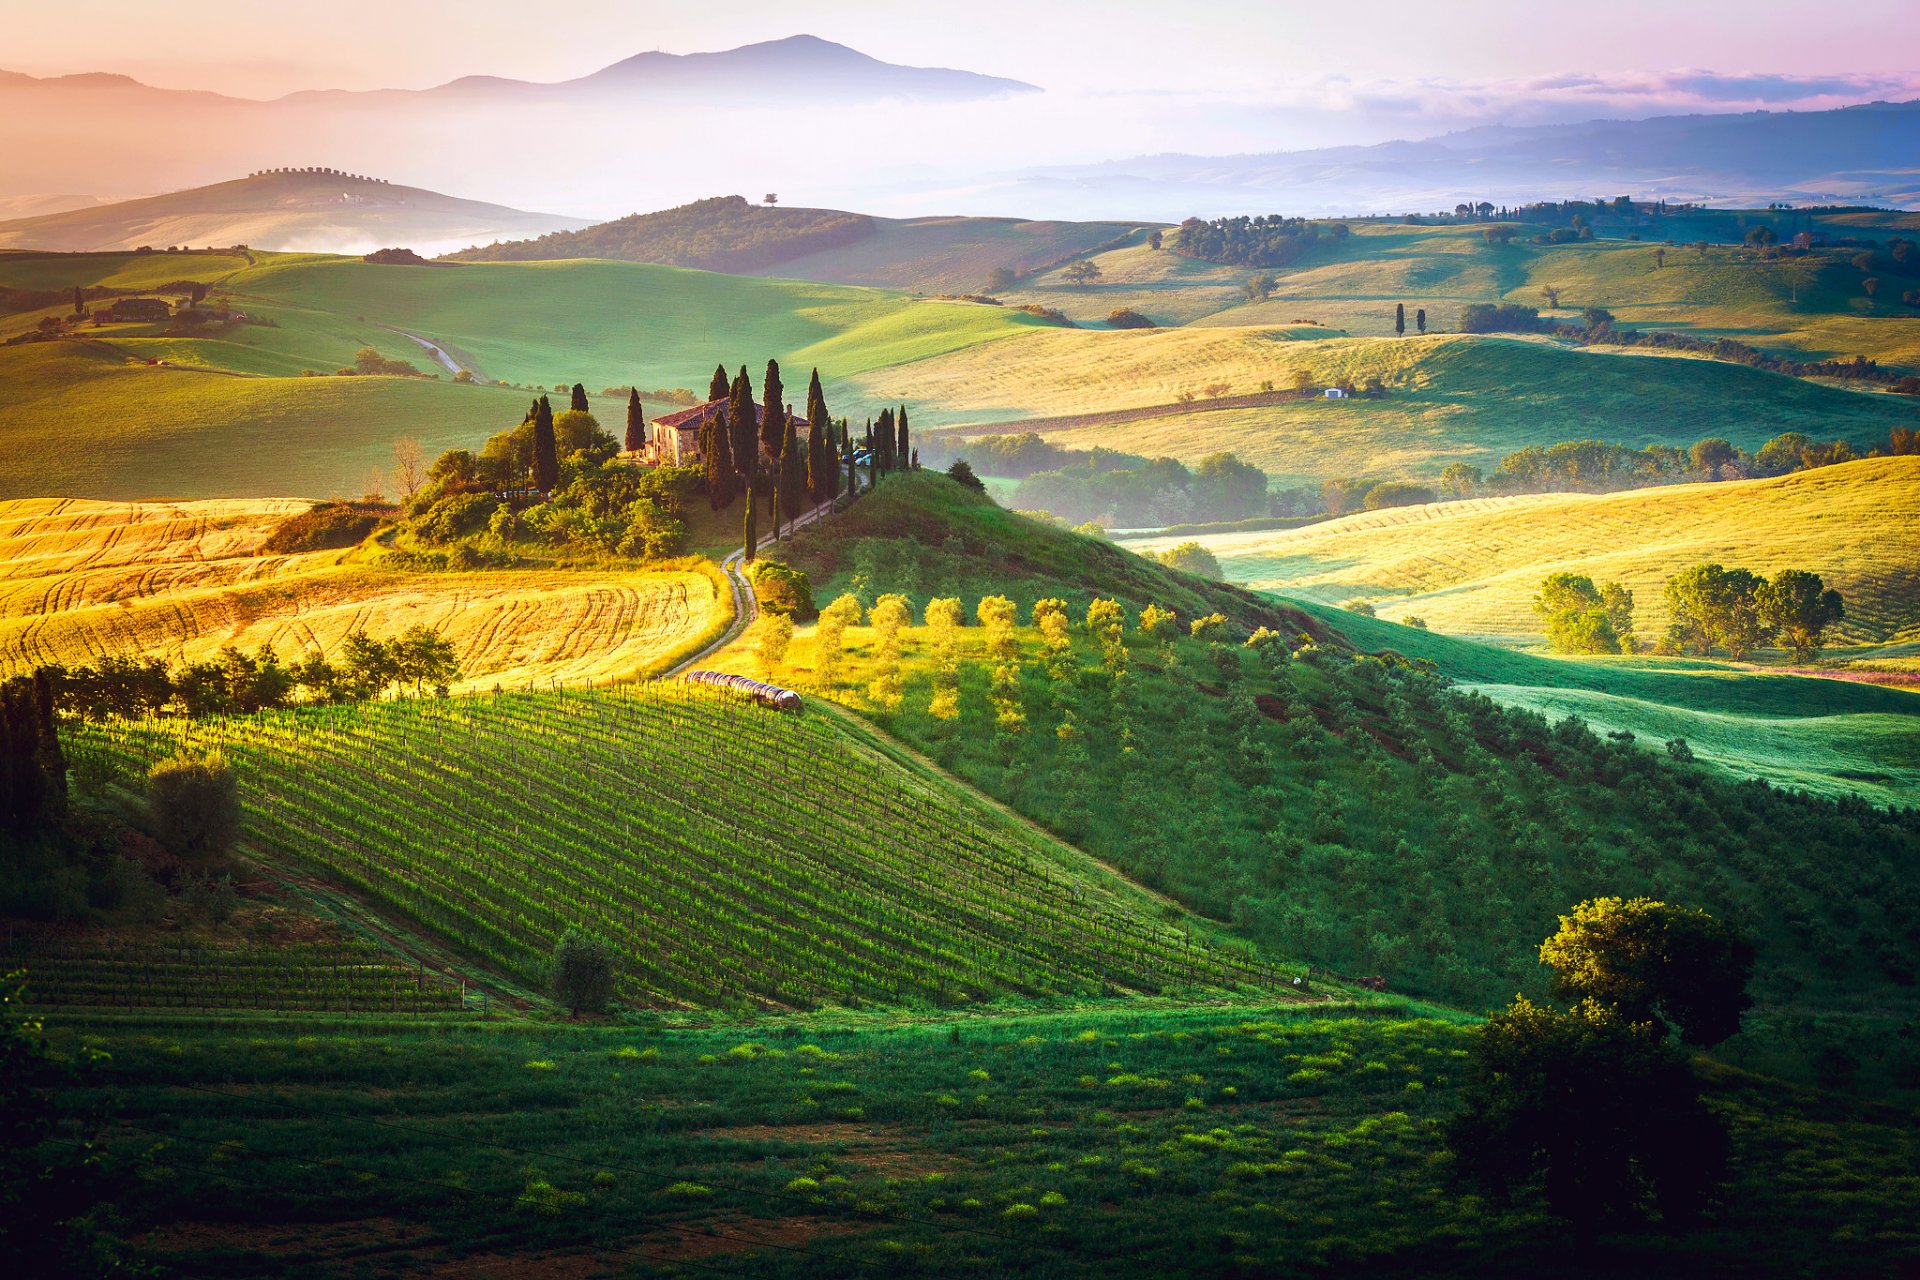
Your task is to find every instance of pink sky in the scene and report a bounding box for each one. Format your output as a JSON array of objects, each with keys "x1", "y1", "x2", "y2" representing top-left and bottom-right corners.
[{"x1": 11, "y1": 0, "x2": 1920, "y2": 105}]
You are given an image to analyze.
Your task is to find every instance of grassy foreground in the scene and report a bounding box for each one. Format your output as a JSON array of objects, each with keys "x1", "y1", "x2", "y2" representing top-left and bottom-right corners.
[{"x1": 41, "y1": 1001, "x2": 1918, "y2": 1277}]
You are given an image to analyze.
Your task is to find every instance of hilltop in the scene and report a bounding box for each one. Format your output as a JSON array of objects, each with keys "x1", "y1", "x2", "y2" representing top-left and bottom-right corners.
[
  {"x1": 447, "y1": 194, "x2": 1141, "y2": 294},
  {"x1": 0, "y1": 169, "x2": 588, "y2": 255},
  {"x1": 1121, "y1": 456, "x2": 1920, "y2": 642}
]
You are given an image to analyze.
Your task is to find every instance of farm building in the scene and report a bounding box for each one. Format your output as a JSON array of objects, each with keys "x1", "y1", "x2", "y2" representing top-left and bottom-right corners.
[
  {"x1": 91, "y1": 298, "x2": 172, "y2": 324},
  {"x1": 645, "y1": 400, "x2": 721, "y2": 466},
  {"x1": 1323, "y1": 387, "x2": 1350, "y2": 400}
]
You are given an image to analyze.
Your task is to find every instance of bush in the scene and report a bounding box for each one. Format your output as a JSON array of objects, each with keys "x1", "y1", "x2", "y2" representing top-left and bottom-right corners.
[
  {"x1": 146, "y1": 753, "x2": 240, "y2": 865},
  {"x1": 260, "y1": 502, "x2": 385, "y2": 554},
  {"x1": 946, "y1": 459, "x2": 986, "y2": 493},
  {"x1": 550, "y1": 928, "x2": 618, "y2": 1015},
  {"x1": 1362, "y1": 481, "x2": 1437, "y2": 511},
  {"x1": 1155, "y1": 542, "x2": 1222, "y2": 579},
  {"x1": 751, "y1": 561, "x2": 815, "y2": 621},
  {"x1": 412, "y1": 493, "x2": 499, "y2": 543},
  {"x1": 1106, "y1": 308, "x2": 1156, "y2": 329}
]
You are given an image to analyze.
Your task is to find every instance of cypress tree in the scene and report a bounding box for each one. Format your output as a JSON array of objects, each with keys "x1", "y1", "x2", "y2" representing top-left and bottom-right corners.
[
  {"x1": 31, "y1": 669, "x2": 65, "y2": 810},
  {"x1": 72, "y1": 285, "x2": 84, "y2": 317},
  {"x1": 728, "y1": 368, "x2": 757, "y2": 483},
  {"x1": 709, "y1": 364, "x2": 730, "y2": 402},
  {"x1": 1417, "y1": 308, "x2": 1427, "y2": 334},
  {"x1": 570, "y1": 383, "x2": 589, "y2": 413},
  {"x1": 710, "y1": 407, "x2": 735, "y2": 508},
  {"x1": 624, "y1": 389, "x2": 645, "y2": 453},
  {"x1": 875, "y1": 408, "x2": 894, "y2": 474},
  {"x1": 743, "y1": 480, "x2": 758, "y2": 563},
  {"x1": 805, "y1": 368, "x2": 830, "y2": 502},
  {"x1": 761, "y1": 360, "x2": 786, "y2": 460},
  {"x1": 897, "y1": 405, "x2": 910, "y2": 470},
  {"x1": 1395, "y1": 303, "x2": 1406, "y2": 337},
  {"x1": 531, "y1": 395, "x2": 558, "y2": 492},
  {"x1": 842, "y1": 422, "x2": 855, "y2": 498},
  {"x1": 780, "y1": 412, "x2": 804, "y2": 521},
  {"x1": 863, "y1": 419, "x2": 875, "y2": 487}
]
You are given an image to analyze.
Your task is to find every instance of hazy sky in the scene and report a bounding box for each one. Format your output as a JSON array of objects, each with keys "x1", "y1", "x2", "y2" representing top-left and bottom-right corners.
[{"x1": 12, "y1": 0, "x2": 1920, "y2": 102}]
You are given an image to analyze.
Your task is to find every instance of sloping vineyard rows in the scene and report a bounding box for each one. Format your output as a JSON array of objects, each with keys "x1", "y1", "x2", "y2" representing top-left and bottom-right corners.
[
  {"x1": 73, "y1": 685, "x2": 1293, "y2": 1008},
  {"x1": 7, "y1": 934, "x2": 468, "y2": 1013}
]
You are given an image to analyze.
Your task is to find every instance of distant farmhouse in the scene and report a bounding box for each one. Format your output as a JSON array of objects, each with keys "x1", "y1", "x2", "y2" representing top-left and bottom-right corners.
[
  {"x1": 1323, "y1": 387, "x2": 1350, "y2": 400},
  {"x1": 92, "y1": 298, "x2": 171, "y2": 325}
]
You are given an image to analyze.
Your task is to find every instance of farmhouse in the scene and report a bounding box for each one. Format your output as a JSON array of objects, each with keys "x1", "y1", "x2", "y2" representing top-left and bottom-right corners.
[
  {"x1": 91, "y1": 298, "x2": 172, "y2": 325},
  {"x1": 645, "y1": 400, "x2": 722, "y2": 466}
]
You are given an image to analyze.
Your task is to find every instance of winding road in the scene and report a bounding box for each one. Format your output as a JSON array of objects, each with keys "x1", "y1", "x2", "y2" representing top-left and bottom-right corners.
[
  {"x1": 663, "y1": 497, "x2": 839, "y2": 679},
  {"x1": 387, "y1": 327, "x2": 468, "y2": 378}
]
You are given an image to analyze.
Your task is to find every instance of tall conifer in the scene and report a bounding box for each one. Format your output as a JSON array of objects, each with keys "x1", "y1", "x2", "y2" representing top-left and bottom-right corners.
[
  {"x1": 624, "y1": 389, "x2": 645, "y2": 453},
  {"x1": 743, "y1": 481, "x2": 758, "y2": 563},
  {"x1": 728, "y1": 367, "x2": 757, "y2": 483},
  {"x1": 1395, "y1": 303, "x2": 1406, "y2": 337},
  {"x1": 780, "y1": 413, "x2": 804, "y2": 521},
  {"x1": 761, "y1": 360, "x2": 785, "y2": 460},
  {"x1": 531, "y1": 395, "x2": 558, "y2": 492},
  {"x1": 570, "y1": 383, "x2": 589, "y2": 413},
  {"x1": 709, "y1": 364, "x2": 730, "y2": 402},
  {"x1": 897, "y1": 405, "x2": 910, "y2": 469}
]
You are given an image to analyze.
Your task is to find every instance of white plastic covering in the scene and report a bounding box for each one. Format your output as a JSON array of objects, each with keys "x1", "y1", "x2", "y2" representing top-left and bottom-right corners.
[{"x1": 680, "y1": 669, "x2": 802, "y2": 710}]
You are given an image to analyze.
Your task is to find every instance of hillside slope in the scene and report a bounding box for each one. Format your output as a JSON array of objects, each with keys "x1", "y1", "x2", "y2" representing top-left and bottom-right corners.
[
  {"x1": 0, "y1": 497, "x2": 723, "y2": 687},
  {"x1": 0, "y1": 171, "x2": 588, "y2": 255},
  {"x1": 74, "y1": 682, "x2": 1285, "y2": 1007},
  {"x1": 1123, "y1": 457, "x2": 1920, "y2": 641},
  {"x1": 901, "y1": 333, "x2": 1919, "y2": 483}
]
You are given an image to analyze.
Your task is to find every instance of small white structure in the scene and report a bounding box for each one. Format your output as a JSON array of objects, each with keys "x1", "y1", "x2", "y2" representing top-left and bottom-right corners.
[{"x1": 1323, "y1": 387, "x2": 1350, "y2": 400}]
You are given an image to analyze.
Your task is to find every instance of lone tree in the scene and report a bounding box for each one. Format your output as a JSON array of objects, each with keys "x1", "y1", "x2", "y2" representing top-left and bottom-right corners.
[
  {"x1": 743, "y1": 478, "x2": 758, "y2": 563},
  {"x1": 1755, "y1": 569, "x2": 1845, "y2": 661},
  {"x1": 1060, "y1": 260, "x2": 1103, "y2": 286},
  {"x1": 1395, "y1": 302, "x2": 1406, "y2": 337},
  {"x1": 71, "y1": 285, "x2": 84, "y2": 317},
  {"x1": 1446, "y1": 997, "x2": 1729, "y2": 1230},
  {"x1": 146, "y1": 752, "x2": 240, "y2": 865},
  {"x1": 550, "y1": 928, "x2": 618, "y2": 1016},
  {"x1": 569, "y1": 383, "x2": 588, "y2": 413},
  {"x1": 1539, "y1": 897, "x2": 1755, "y2": 1047},
  {"x1": 624, "y1": 388, "x2": 645, "y2": 453},
  {"x1": 1147, "y1": 229, "x2": 1163, "y2": 250},
  {"x1": 896, "y1": 405, "x2": 910, "y2": 469},
  {"x1": 1416, "y1": 307, "x2": 1426, "y2": 334},
  {"x1": 530, "y1": 396, "x2": 558, "y2": 492},
  {"x1": 709, "y1": 363, "x2": 730, "y2": 402}
]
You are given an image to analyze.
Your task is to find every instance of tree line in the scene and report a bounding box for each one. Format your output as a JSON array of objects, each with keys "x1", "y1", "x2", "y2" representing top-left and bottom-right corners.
[
  {"x1": 1172, "y1": 214, "x2": 1346, "y2": 268},
  {"x1": 1441, "y1": 427, "x2": 1917, "y2": 498},
  {"x1": 1534, "y1": 565, "x2": 1844, "y2": 660},
  {"x1": 38, "y1": 628, "x2": 462, "y2": 723}
]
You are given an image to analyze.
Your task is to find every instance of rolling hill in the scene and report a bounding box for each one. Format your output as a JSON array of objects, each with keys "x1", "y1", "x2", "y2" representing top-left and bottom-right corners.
[
  {"x1": 0, "y1": 170, "x2": 589, "y2": 256},
  {"x1": 899, "y1": 332, "x2": 1920, "y2": 484},
  {"x1": 0, "y1": 497, "x2": 725, "y2": 687},
  {"x1": 447, "y1": 193, "x2": 1142, "y2": 294},
  {"x1": 1120, "y1": 457, "x2": 1920, "y2": 642}
]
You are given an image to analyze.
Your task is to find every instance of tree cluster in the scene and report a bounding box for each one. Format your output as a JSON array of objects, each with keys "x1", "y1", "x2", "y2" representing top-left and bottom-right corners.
[
  {"x1": 1011, "y1": 450, "x2": 1268, "y2": 527},
  {"x1": 446, "y1": 196, "x2": 877, "y2": 271},
  {"x1": 1662, "y1": 564, "x2": 1844, "y2": 660},
  {"x1": 1173, "y1": 214, "x2": 1331, "y2": 268},
  {"x1": 1533, "y1": 574, "x2": 1635, "y2": 654}
]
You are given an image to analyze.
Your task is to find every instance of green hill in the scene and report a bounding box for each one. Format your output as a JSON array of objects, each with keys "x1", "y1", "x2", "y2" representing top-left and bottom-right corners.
[
  {"x1": 1120, "y1": 457, "x2": 1920, "y2": 643},
  {"x1": 899, "y1": 333, "x2": 1919, "y2": 485},
  {"x1": 446, "y1": 193, "x2": 1141, "y2": 294},
  {"x1": 75, "y1": 681, "x2": 1285, "y2": 1008},
  {"x1": 722, "y1": 475, "x2": 1920, "y2": 1098}
]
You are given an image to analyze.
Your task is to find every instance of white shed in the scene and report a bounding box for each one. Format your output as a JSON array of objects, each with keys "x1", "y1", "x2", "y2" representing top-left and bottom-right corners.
[{"x1": 1323, "y1": 387, "x2": 1350, "y2": 400}]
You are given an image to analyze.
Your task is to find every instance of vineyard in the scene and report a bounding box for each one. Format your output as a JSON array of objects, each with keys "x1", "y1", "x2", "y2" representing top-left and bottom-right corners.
[
  {"x1": 7, "y1": 931, "x2": 470, "y2": 1014},
  {"x1": 71, "y1": 684, "x2": 1297, "y2": 1009}
]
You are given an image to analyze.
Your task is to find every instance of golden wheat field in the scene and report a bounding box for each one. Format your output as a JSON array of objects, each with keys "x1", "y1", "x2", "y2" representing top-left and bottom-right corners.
[
  {"x1": 0, "y1": 498, "x2": 722, "y2": 689},
  {"x1": 1123, "y1": 457, "x2": 1920, "y2": 644}
]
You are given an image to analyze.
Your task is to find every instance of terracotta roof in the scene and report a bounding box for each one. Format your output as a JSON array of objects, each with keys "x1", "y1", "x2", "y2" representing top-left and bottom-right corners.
[{"x1": 651, "y1": 399, "x2": 725, "y2": 430}]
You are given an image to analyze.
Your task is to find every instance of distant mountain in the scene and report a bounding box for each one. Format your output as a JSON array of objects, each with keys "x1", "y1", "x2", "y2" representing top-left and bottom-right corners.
[
  {"x1": 1010, "y1": 100, "x2": 1920, "y2": 219},
  {"x1": 290, "y1": 35, "x2": 1039, "y2": 105},
  {"x1": 0, "y1": 171, "x2": 589, "y2": 255}
]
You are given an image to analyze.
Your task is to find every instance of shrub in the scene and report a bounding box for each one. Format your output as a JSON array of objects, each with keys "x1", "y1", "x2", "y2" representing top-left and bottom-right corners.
[
  {"x1": 260, "y1": 502, "x2": 385, "y2": 554},
  {"x1": 550, "y1": 928, "x2": 618, "y2": 1015},
  {"x1": 1106, "y1": 308, "x2": 1156, "y2": 329},
  {"x1": 1155, "y1": 542, "x2": 1222, "y2": 579},
  {"x1": 146, "y1": 753, "x2": 240, "y2": 864},
  {"x1": 946, "y1": 459, "x2": 986, "y2": 493},
  {"x1": 1362, "y1": 481, "x2": 1437, "y2": 511},
  {"x1": 751, "y1": 561, "x2": 815, "y2": 620}
]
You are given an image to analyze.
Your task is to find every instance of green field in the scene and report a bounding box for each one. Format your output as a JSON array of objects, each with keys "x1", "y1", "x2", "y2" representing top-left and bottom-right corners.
[
  {"x1": 1297, "y1": 602, "x2": 1920, "y2": 808},
  {"x1": 39, "y1": 1002, "x2": 1920, "y2": 1278},
  {"x1": 1120, "y1": 457, "x2": 1920, "y2": 641},
  {"x1": 72, "y1": 681, "x2": 1283, "y2": 1008}
]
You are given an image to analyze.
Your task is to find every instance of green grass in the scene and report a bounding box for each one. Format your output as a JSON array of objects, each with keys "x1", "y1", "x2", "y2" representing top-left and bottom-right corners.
[
  {"x1": 0, "y1": 248, "x2": 258, "y2": 291},
  {"x1": 1296, "y1": 603, "x2": 1920, "y2": 808},
  {"x1": 224, "y1": 256, "x2": 913, "y2": 391},
  {"x1": 0, "y1": 343, "x2": 529, "y2": 500},
  {"x1": 1119, "y1": 457, "x2": 1920, "y2": 642},
  {"x1": 45, "y1": 985, "x2": 1919, "y2": 1275},
  {"x1": 72, "y1": 680, "x2": 1282, "y2": 1009}
]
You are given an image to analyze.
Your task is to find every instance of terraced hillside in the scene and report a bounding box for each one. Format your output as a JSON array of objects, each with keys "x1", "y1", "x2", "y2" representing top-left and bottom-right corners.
[
  {"x1": 900, "y1": 333, "x2": 1919, "y2": 483},
  {"x1": 72, "y1": 683, "x2": 1288, "y2": 1008},
  {"x1": 0, "y1": 497, "x2": 723, "y2": 686},
  {"x1": 1123, "y1": 457, "x2": 1920, "y2": 641}
]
